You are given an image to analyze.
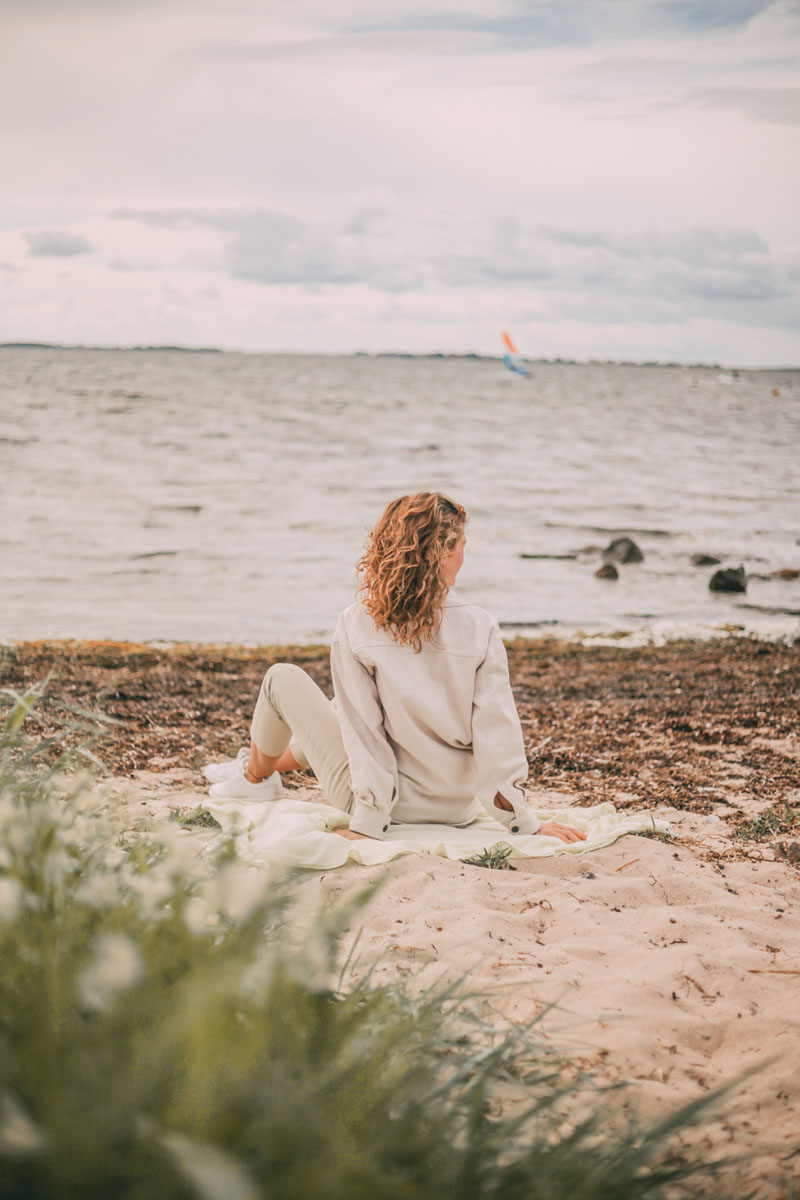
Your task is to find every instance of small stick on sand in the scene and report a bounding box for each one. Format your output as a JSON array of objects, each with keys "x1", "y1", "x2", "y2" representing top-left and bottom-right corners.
[
  {"x1": 747, "y1": 968, "x2": 800, "y2": 975},
  {"x1": 683, "y1": 973, "x2": 714, "y2": 999},
  {"x1": 614, "y1": 858, "x2": 640, "y2": 872}
]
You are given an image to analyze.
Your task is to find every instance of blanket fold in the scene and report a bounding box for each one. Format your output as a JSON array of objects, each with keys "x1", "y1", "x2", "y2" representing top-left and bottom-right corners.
[{"x1": 203, "y1": 792, "x2": 672, "y2": 871}]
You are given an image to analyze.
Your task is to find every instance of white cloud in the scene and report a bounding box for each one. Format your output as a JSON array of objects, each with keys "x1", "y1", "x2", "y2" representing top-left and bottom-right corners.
[{"x1": 111, "y1": 204, "x2": 794, "y2": 320}]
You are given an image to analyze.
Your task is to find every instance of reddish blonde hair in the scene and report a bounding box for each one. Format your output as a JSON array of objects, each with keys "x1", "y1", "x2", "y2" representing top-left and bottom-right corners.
[{"x1": 357, "y1": 492, "x2": 467, "y2": 651}]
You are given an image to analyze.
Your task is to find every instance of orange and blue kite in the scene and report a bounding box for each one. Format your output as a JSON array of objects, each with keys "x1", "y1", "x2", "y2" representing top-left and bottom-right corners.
[{"x1": 501, "y1": 331, "x2": 529, "y2": 377}]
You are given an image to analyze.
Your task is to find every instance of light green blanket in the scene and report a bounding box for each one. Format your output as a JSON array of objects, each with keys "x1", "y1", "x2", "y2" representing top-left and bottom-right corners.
[{"x1": 203, "y1": 793, "x2": 672, "y2": 871}]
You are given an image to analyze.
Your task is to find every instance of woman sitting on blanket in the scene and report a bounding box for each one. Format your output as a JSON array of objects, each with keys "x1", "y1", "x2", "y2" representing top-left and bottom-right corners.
[{"x1": 206, "y1": 492, "x2": 584, "y2": 846}]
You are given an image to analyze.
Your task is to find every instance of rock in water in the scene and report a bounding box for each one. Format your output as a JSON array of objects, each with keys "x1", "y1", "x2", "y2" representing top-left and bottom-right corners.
[
  {"x1": 709, "y1": 566, "x2": 747, "y2": 593},
  {"x1": 772, "y1": 567, "x2": 800, "y2": 580},
  {"x1": 691, "y1": 553, "x2": 721, "y2": 567},
  {"x1": 602, "y1": 536, "x2": 644, "y2": 564},
  {"x1": 595, "y1": 563, "x2": 619, "y2": 580}
]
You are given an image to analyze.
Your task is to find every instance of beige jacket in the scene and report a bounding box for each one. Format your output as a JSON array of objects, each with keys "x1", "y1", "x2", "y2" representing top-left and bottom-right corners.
[{"x1": 331, "y1": 596, "x2": 539, "y2": 840}]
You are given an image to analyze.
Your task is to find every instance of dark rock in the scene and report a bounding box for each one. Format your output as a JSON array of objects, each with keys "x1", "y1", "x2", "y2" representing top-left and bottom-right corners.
[
  {"x1": 602, "y1": 536, "x2": 644, "y2": 564},
  {"x1": 709, "y1": 566, "x2": 747, "y2": 593},
  {"x1": 596, "y1": 563, "x2": 619, "y2": 580},
  {"x1": 691, "y1": 553, "x2": 721, "y2": 567},
  {"x1": 773, "y1": 568, "x2": 800, "y2": 580}
]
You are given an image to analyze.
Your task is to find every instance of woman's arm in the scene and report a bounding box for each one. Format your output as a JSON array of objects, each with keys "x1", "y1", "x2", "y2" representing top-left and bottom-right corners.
[
  {"x1": 475, "y1": 627, "x2": 586, "y2": 844},
  {"x1": 472, "y1": 621, "x2": 539, "y2": 834},
  {"x1": 330, "y1": 614, "x2": 399, "y2": 840}
]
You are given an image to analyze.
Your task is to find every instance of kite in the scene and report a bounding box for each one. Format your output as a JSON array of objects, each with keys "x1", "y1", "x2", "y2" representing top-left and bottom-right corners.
[{"x1": 501, "y1": 331, "x2": 529, "y2": 377}]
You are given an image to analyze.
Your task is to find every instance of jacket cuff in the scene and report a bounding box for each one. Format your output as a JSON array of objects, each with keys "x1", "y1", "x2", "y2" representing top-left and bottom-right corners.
[
  {"x1": 348, "y1": 801, "x2": 391, "y2": 840},
  {"x1": 495, "y1": 797, "x2": 540, "y2": 836}
]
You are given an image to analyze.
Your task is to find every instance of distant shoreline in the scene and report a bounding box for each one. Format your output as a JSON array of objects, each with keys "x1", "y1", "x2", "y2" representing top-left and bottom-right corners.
[
  {"x1": 1, "y1": 342, "x2": 798, "y2": 371},
  {"x1": 0, "y1": 342, "x2": 224, "y2": 355}
]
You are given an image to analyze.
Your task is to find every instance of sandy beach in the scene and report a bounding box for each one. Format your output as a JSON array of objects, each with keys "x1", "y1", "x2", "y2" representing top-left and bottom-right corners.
[{"x1": 4, "y1": 636, "x2": 799, "y2": 1195}]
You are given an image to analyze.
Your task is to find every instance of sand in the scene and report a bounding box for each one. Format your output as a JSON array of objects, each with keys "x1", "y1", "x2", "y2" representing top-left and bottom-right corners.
[{"x1": 100, "y1": 767, "x2": 800, "y2": 1198}]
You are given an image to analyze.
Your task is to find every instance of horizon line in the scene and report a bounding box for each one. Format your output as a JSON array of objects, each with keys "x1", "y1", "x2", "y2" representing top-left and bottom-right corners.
[{"x1": 1, "y1": 341, "x2": 798, "y2": 372}]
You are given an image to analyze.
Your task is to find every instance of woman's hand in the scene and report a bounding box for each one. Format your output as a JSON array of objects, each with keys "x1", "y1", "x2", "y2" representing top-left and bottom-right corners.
[
  {"x1": 333, "y1": 828, "x2": 375, "y2": 840},
  {"x1": 493, "y1": 794, "x2": 586, "y2": 844},
  {"x1": 537, "y1": 821, "x2": 587, "y2": 844}
]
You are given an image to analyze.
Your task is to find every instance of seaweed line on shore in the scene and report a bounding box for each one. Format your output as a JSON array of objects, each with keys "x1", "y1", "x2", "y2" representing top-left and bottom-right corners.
[{"x1": 2, "y1": 636, "x2": 798, "y2": 864}]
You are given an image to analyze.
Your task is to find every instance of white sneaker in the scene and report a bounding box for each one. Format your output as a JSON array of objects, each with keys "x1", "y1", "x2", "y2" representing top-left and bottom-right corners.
[
  {"x1": 208, "y1": 763, "x2": 284, "y2": 801},
  {"x1": 202, "y1": 747, "x2": 248, "y2": 783}
]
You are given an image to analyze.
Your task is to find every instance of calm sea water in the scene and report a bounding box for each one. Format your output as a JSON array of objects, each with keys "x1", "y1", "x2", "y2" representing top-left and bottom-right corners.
[{"x1": 1, "y1": 348, "x2": 798, "y2": 645}]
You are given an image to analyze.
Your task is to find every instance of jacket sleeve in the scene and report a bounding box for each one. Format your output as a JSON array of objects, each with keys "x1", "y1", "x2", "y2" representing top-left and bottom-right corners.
[
  {"x1": 472, "y1": 621, "x2": 539, "y2": 835},
  {"x1": 330, "y1": 614, "x2": 399, "y2": 839}
]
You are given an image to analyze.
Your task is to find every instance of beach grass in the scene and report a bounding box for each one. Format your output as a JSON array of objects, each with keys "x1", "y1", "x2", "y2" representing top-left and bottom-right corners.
[
  {"x1": 169, "y1": 804, "x2": 222, "y2": 829},
  {"x1": 0, "y1": 684, "x2": 747, "y2": 1199},
  {"x1": 732, "y1": 800, "x2": 799, "y2": 842},
  {"x1": 464, "y1": 845, "x2": 517, "y2": 870},
  {"x1": 634, "y1": 828, "x2": 680, "y2": 844}
]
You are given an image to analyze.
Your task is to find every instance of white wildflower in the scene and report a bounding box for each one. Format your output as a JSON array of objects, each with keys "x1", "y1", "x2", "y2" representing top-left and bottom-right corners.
[
  {"x1": 66, "y1": 812, "x2": 100, "y2": 847},
  {"x1": 284, "y1": 926, "x2": 334, "y2": 990},
  {"x1": 0, "y1": 877, "x2": 23, "y2": 924},
  {"x1": 239, "y1": 950, "x2": 276, "y2": 1001},
  {"x1": 41, "y1": 848, "x2": 78, "y2": 890},
  {"x1": 4, "y1": 821, "x2": 32, "y2": 854},
  {"x1": 210, "y1": 864, "x2": 270, "y2": 924},
  {"x1": 104, "y1": 845, "x2": 127, "y2": 871},
  {"x1": 78, "y1": 933, "x2": 143, "y2": 1011},
  {"x1": 74, "y1": 872, "x2": 121, "y2": 909},
  {"x1": 155, "y1": 827, "x2": 212, "y2": 890},
  {"x1": 0, "y1": 1094, "x2": 47, "y2": 1156},
  {"x1": 183, "y1": 894, "x2": 212, "y2": 936},
  {"x1": 225, "y1": 866, "x2": 271, "y2": 923},
  {"x1": 121, "y1": 869, "x2": 174, "y2": 918}
]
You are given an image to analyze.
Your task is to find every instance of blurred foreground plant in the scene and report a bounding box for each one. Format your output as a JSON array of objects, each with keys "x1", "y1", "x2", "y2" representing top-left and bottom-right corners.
[{"x1": 0, "y1": 685, "x2": 737, "y2": 1199}]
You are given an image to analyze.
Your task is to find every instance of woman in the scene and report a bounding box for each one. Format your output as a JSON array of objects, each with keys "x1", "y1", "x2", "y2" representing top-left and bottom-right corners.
[{"x1": 207, "y1": 493, "x2": 584, "y2": 845}]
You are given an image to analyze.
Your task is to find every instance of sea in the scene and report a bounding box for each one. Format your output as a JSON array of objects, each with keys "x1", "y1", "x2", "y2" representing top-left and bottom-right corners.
[{"x1": 1, "y1": 347, "x2": 798, "y2": 647}]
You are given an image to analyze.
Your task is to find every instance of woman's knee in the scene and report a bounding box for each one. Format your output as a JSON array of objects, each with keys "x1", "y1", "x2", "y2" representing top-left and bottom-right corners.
[{"x1": 263, "y1": 661, "x2": 307, "y2": 701}]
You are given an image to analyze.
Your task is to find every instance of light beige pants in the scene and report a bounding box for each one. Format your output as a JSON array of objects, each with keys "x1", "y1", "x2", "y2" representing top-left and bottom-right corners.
[{"x1": 250, "y1": 663, "x2": 354, "y2": 813}]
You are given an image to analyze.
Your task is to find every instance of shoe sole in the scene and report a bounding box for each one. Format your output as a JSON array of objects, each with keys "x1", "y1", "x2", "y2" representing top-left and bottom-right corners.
[
  {"x1": 207, "y1": 771, "x2": 284, "y2": 801},
  {"x1": 208, "y1": 784, "x2": 284, "y2": 801}
]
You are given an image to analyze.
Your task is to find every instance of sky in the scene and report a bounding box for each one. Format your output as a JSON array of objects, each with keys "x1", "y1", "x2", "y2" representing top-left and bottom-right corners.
[{"x1": 1, "y1": 0, "x2": 799, "y2": 365}]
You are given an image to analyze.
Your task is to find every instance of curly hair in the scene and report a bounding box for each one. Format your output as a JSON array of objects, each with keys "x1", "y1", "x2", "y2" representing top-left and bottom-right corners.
[{"x1": 357, "y1": 492, "x2": 467, "y2": 651}]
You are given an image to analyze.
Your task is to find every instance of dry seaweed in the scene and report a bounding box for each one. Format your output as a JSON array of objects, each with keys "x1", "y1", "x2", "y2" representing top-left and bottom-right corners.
[{"x1": 2, "y1": 636, "x2": 798, "y2": 858}]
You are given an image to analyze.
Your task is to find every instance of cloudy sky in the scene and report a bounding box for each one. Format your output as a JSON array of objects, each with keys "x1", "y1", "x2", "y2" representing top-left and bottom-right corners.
[{"x1": 2, "y1": 0, "x2": 799, "y2": 364}]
